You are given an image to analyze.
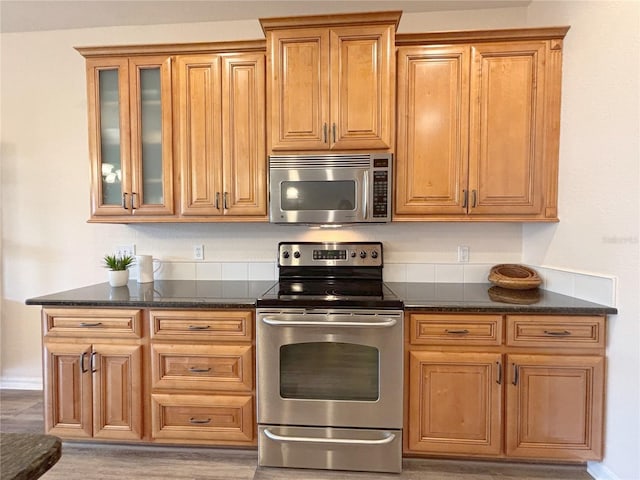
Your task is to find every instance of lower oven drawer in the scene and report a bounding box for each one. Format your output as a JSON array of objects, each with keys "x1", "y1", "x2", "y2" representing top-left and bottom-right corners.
[{"x1": 258, "y1": 425, "x2": 402, "y2": 473}]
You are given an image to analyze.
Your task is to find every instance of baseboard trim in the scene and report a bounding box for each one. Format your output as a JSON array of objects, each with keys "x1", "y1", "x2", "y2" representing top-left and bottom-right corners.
[
  {"x1": 588, "y1": 461, "x2": 622, "y2": 480},
  {"x1": 0, "y1": 377, "x2": 43, "y2": 390}
]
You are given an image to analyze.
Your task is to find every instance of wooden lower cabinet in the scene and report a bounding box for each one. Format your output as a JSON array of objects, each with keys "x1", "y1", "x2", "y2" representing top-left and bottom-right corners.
[
  {"x1": 405, "y1": 313, "x2": 606, "y2": 462},
  {"x1": 505, "y1": 354, "x2": 605, "y2": 460},
  {"x1": 41, "y1": 307, "x2": 255, "y2": 447},
  {"x1": 43, "y1": 341, "x2": 143, "y2": 440},
  {"x1": 151, "y1": 394, "x2": 254, "y2": 444},
  {"x1": 148, "y1": 309, "x2": 256, "y2": 446},
  {"x1": 408, "y1": 351, "x2": 502, "y2": 455}
]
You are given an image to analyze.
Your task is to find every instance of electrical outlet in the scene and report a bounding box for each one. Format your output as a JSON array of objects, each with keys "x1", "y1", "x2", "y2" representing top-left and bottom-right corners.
[
  {"x1": 457, "y1": 245, "x2": 470, "y2": 263},
  {"x1": 193, "y1": 244, "x2": 204, "y2": 261},
  {"x1": 115, "y1": 244, "x2": 136, "y2": 258}
]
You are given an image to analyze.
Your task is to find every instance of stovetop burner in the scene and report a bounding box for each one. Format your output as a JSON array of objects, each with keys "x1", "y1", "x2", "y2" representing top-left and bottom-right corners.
[{"x1": 256, "y1": 242, "x2": 403, "y2": 309}]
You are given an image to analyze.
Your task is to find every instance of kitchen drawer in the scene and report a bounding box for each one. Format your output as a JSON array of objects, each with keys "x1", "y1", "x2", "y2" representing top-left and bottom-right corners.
[
  {"x1": 149, "y1": 310, "x2": 253, "y2": 342},
  {"x1": 506, "y1": 315, "x2": 606, "y2": 348},
  {"x1": 43, "y1": 308, "x2": 142, "y2": 338},
  {"x1": 410, "y1": 314, "x2": 502, "y2": 346},
  {"x1": 151, "y1": 393, "x2": 254, "y2": 445},
  {"x1": 150, "y1": 344, "x2": 253, "y2": 391}
]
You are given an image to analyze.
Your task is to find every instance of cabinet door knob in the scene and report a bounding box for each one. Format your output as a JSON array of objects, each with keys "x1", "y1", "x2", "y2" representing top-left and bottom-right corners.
[
  {"x1": 223, "y1": 192, "x2": 229, "y2": 210},
  {"x1": 512, "y1": 363, "x2": 519, "y2": 385},
  {"x1": 496, "y1": 361, "x2": 502, "y2": 385},
  {"x1": 462, "y1": 190, "x2": 468, "y2": 209},
  {"x1": 332, "y1": 123, "x2": 336, "y2": 143},
  {"x1": 215, "y1": 192, "x2": 220, "y2": 210},
  {"x1": 323, "y1": 123, "x2": 328, "y2": 143},
  {"x1": 122, "y1": 192, "x2": 128, "y2": 209}
]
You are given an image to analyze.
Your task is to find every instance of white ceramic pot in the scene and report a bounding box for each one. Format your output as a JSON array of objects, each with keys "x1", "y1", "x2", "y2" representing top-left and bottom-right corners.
[{"x1": 108, "y1": 269, "x2": 129, "y2": 287}]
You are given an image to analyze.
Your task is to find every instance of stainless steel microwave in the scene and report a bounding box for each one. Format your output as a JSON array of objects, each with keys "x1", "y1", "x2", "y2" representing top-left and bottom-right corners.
[{"x1": 269, "y1": 153, "x2": 392, "y2": 225}]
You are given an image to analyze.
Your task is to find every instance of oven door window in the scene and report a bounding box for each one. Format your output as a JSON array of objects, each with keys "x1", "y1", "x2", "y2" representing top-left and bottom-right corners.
[
  {"x1": 281, "y1": 181, "x2": 356, "y2": 211},
  {"x1": 279, "y1": 342, "x2": 379, "y2": 401}
]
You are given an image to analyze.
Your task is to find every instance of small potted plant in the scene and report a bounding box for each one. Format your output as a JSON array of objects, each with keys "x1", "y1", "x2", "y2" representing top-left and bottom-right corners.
[{"x1": 103, "y1": 254, "x2": 135, "y2": 287}]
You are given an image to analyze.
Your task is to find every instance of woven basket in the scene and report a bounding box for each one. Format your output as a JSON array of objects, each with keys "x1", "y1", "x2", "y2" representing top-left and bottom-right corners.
[
  {"x1": 488, "y1": 286, "x2": 541, "y2": 304},
  {"x1": 488, "y1": 264, "x2": 541, "y2": 290}
]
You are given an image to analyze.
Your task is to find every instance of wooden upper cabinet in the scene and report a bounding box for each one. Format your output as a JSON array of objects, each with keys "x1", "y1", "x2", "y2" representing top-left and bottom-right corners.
[
  {"x1": 396, "y1": 45, "x2": 470, "y2": 216},
  {"x1": 395, "y1": 27, "x2": 569, "y2": 221},
  {"x1": 468, "y1": 42, "x2": 546, "y2": 216},
  {"x1": 84, "y1": 55, "x2": 174, "y2": 218},
  {"x1": 268, "y1": 28, "x2": 329, "y2": 151},
  {"x1": 176, "y1": 54, "x2": 223, "y2": 216},
  {"x1": 261, "y1": 11, "x2": 400, "y2": 152},
  {"x1": 176, "y1": 52, "x2": 266, "y2": 218},
  {"x1": 78, "y1": 41, "x2": 266, "y2": 223}
]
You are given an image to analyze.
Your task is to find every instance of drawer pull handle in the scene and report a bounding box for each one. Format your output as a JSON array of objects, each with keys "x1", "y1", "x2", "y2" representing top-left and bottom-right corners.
[
  {"x1": 445, "y1": 329, "x2": 469, "y2": 334},
  {"x1": 79, "y1": 322, "x2": 103, "y2": 327},
  {"x1": 188, "y1": 325, "x2": 211, "y2": 330},
  {"x1": 189, "y1": 367, "x2": 212, "y2": 373},
  {"x1": 544, "y1": 330, "x2": 571, "y2": 336},
  {"x1": 189, "y1": 418, "x2": 211, "y2": 425}
]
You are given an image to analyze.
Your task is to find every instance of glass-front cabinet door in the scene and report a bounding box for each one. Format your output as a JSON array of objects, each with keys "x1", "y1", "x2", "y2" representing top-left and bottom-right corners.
[{"x1": 86, "y1": 56, "x2": 173, "y2": 218}]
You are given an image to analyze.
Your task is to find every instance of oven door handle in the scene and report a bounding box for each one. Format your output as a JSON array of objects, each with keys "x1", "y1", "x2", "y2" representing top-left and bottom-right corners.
[
  {"x1": 261, "y1": 317, "x2": 398, "y2": 328},
  {"x1": 263, "y1": 428, "x2": 396, "y2": 445}
]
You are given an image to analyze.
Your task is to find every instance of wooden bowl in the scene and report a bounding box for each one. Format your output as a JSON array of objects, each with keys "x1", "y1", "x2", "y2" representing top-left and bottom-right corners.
[{"x1": 488, "y1": 264, "x2": 541, "y2": 290}]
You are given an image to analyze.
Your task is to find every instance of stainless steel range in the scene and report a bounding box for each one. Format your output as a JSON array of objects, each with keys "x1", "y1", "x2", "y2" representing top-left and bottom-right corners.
[{"x1": 256, "y1": 242, "x2": 403, "y2": 473}]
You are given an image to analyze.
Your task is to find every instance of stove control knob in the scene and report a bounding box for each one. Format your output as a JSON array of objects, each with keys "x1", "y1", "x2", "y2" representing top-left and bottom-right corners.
[
  {"x1": 371, "y1": 250, "x2": 379, "y2": 259},
  {"x1": 350, "y1": 251, "x2": 357, "y2": 258},
  {"x1": 282, "y1": 251, "x2": 290, "y2": 259},
  {"x1": 359, "y1": 251, "x2": 367, "y2": 259},
  {"x1": 293, "y1": 251, "x2": 301, "y2": 259}
]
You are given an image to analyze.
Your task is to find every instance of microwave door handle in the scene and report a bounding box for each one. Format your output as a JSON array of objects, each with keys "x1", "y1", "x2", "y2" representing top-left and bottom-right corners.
[{"x1": 362, "y1": 170, "x2": 369, "y2": 219}]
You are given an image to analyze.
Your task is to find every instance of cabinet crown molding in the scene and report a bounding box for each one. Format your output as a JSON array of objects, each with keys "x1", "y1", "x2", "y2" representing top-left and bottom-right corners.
[
  {"x1": 396, "y1": 25, "x2": 570, "y2": 46},
  {"x1": 259, "y1": 10, "x2": 402, "y2": 33},
  {"x1": 75, "y1": 39, "x2": 266, "y2": 58}
]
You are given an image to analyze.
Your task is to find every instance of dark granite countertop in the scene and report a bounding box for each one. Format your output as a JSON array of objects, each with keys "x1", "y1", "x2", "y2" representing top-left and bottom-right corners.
[
  {"x1": 25, "y1": 280, "x2": 276, "y2": 309},
  {"x1": 25, "y1": 280, "x2": 617, "y2": 315},
  {"x1": 0, "y1": 432, "x2": 61, "y2": 480},
  {"x1": 387, "y1": 282, "x2": 618, "y2": 315}
]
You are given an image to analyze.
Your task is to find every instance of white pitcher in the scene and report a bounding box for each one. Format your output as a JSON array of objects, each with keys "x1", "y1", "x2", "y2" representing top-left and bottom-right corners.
[{"x1": 136, "y1": 255, "x2": 161, "y2": 283}]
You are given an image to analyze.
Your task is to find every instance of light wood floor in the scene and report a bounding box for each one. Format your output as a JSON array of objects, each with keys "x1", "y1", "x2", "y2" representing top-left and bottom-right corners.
[{"x1": 0, "y1": 390, "x2": 594, "y2": 480}]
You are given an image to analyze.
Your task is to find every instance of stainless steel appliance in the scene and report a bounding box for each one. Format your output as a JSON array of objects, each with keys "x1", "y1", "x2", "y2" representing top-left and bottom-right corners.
[
  {"x1": 256, "y1": 242, "x2": 403, "y2": 473},
  {"x1": 268, "y1": 154, "x2": 392, "y2": 225}
]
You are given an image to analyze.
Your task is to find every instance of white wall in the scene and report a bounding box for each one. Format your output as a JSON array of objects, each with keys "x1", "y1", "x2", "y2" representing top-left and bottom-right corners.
[
  {"x1": 522, "y1": 2, "x2": 640, "y2": 480},
  {"x1": 1, "y1": 3, "x2": 637, "y2": 479}
]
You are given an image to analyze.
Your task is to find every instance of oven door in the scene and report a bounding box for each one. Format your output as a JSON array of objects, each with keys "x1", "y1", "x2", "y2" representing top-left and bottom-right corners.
[{"x1": 256, "y1": 309, "x2": 403, "y2": 429}]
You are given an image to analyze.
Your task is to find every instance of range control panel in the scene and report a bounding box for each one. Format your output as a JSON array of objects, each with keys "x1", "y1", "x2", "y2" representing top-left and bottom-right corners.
[{"x1": 278, "y1": 242, "x2": 383, "y2": 267}]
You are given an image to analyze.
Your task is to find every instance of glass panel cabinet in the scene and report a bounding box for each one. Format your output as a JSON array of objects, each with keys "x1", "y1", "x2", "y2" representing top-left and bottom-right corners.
[{"x1": 86, "y1": 56, "x2": 173, "y2": 218}]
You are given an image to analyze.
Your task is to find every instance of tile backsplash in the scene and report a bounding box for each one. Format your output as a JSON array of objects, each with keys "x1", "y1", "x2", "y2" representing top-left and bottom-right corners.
[{"x1": 148, "y1": 261, "x2": 616, "y2": 307}]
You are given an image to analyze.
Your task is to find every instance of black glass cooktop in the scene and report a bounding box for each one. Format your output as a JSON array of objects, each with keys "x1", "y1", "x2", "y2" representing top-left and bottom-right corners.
[{"x1": 256, "y1": 279, "x2": 403, "y2": 309}]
